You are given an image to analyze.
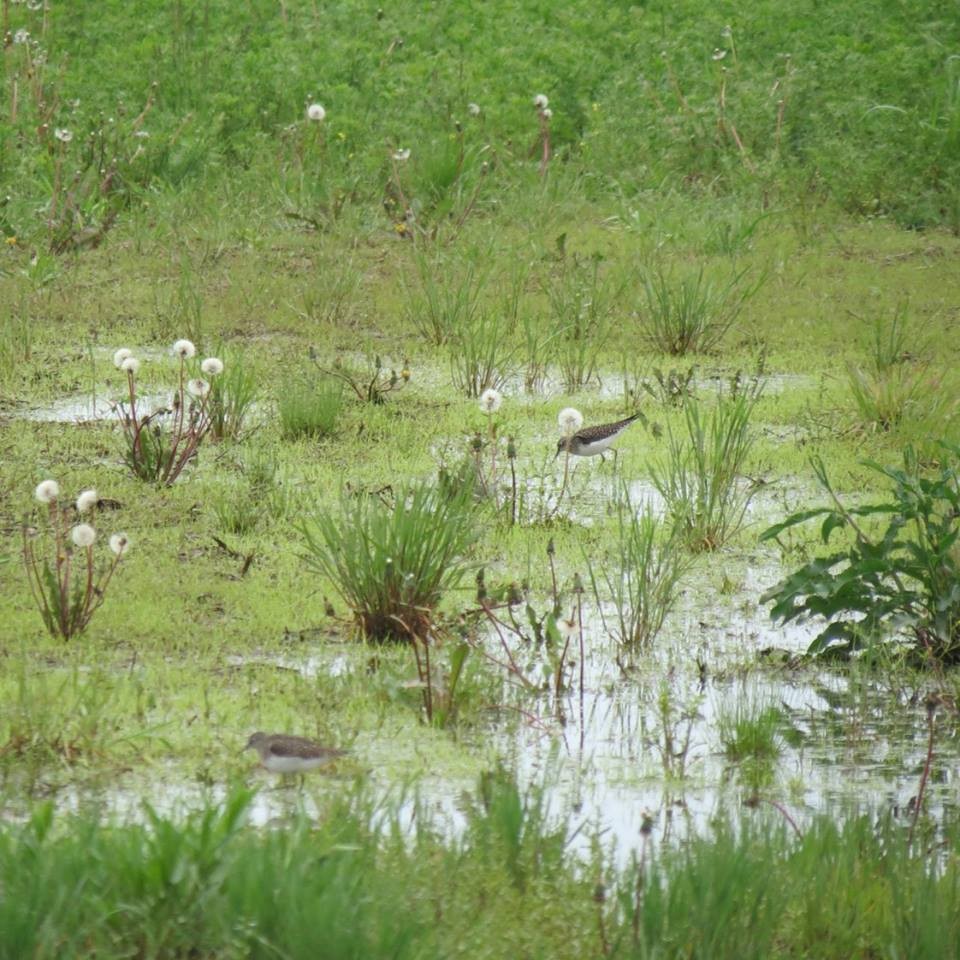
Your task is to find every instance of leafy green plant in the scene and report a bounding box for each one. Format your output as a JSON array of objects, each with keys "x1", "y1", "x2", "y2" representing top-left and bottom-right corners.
[
  {"x1": 22, "y1": 481, "x2": 130, "y2": 641},
  {"x1": 650, "y1": 389, "x2": 759, "y2": 551},
  {"x1": 761, "y1": 445, "x2": 960, "y2": 662},
  {"x1": 639, "y1": 266, "x2": 760, "y2": 355},
  {"x1": 278, "y1": 375, "x2": 342, "y2": 440},
  {"x1": 114, "y1": 340, "x2": 222, "y2": 485},
  {"x1": 586, "y1": 491, "x2": 692, "y2": 651},
  {"x1": 299, "y1": 481, "x2": 477, "y2": 643}
]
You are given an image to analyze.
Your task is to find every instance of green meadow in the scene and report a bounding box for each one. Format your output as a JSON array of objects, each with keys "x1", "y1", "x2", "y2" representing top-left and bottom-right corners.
[{"x1": 2, "y1": 0, "x2": 960, "y2": 956}]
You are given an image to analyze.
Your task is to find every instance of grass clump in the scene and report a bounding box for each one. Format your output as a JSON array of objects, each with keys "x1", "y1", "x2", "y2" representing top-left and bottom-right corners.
[
  {"x1": 639, "y1": 266, "x2": 760, "y2": 356},
  {"x1": 278, "y1": 375, "x2": 343, "y2": 440},
  {"x1": 586, "y1": 491, "x2": 691, "y2": 652},
  {"x1": 650, "y1": 388, "x2": 759, "y2": 551},
  {"x1": 300, "y1": 481, "x2": 477, "y2": 642}
]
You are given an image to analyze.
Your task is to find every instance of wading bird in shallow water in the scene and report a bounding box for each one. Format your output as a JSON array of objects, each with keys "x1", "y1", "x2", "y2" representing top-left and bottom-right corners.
[
  {"x1": 555, "y1": 413, "x2": 641, "y2": 462},
  {"x1": 243, "y1": 732, "x2": 347, "y2": 781}
]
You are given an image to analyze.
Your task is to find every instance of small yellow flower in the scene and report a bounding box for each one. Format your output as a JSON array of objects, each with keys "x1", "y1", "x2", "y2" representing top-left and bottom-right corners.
[
  {"x1": 337, "y1": 131, "x2": 346, "y2": 140},
  {"x1": 394, "y1": 222, "x2": 407, "y2": 235},
  {"x1": 5, "y1": 236, "x2": 16, "y2": 246}
]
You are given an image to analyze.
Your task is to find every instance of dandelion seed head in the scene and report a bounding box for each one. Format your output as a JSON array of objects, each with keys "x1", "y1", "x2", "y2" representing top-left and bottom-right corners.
[
  {"x1": 76, "y1": 489, "x2": 98, "y2": 513},
  {"x1": 558, "y1": 407, "x2": 584, "y2": 433},
  {"x1": 712, "y1": 48, "x2": 728, "y2": 61},
  {"x1": 557, "y1": 616, "x2": 577, "y2": 640},
  {"x1": 54, "y1": 127, "x2": 73, "y2": 143},
  {"x1": 467, "y1": 102, "x2": 481, "y2": 116},
  {"x1": 172, "y1": 338, "x2": 196, "y2": 359},
  {"x1": 200, "y1": 357, "x2": 224, "y2": 376},
  {"x1": 187, "y1": 377, "x2": 210, "y2": 399},
  {"x1": 541, "y1": 107, "x2": 553, "y2": 120},
  {"x1": 533, "y1": 94, "x2": 549, "y2": 110},
  {"x1": 120, "y1": 356, "x2": 140, "y2": 375},
  {"x1": 392, "y1": 147, "x2": 411, "y2": 161},
  {"x1": 13, "y1": 29, "x2": 30, "y2": 44},
  {"x1": 479, "y1": 388, "x2": 503, "y2": 414},
  {"x1": 306, "y1": 102, "x2": 326, "y2": 122},
  {"x1": 35, "y1": 479, "x2": 60, "y2": 503},
  {"x1": 113, "y1": 347, "x2": 133, "y2": 368},
  {"x1": 109, "y1": 532, "x2": 130, "y2": 556},
  {"x1": 71, "y1": 523, "x2": 96, "y2": 548}
]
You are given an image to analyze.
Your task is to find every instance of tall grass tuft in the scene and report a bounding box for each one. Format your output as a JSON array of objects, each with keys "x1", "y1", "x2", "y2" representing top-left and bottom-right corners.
[
  {"x1": 299, "y1": 481, "x2": 477, "y2": 642},
  {"x1": 403, "y1": 249, "x2": 489, "y2": 346},
  {"x1": 586, "y1": 491, "x2": 691, "y2": 651},
  {"x1": 650, "y1": 389, "x2": 759, "y2": 551},
  {"x1": 449, "y1": 310, "x2": 518, "y2": 398},
  {"x1": 278, "y1": 376, "x2": 342, "y2": 440},
  {"x1": 206, "y1": 348, "x2": 259, "y2": 441},
  {"x1": 547, "y1": 254, "x2": 619, "y2": 391},
  {"x1": 640, "y1": 266, "x2": 760, "y2": 355}
]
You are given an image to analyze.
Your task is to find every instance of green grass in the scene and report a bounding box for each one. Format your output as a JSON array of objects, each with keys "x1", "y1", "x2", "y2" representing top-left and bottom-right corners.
[
  {"x1": 1, "y1": 785, "x2": 959, "y2": 959},
  {"x1": 2, "y1": 4, "x2": 960, "y2": 956}
]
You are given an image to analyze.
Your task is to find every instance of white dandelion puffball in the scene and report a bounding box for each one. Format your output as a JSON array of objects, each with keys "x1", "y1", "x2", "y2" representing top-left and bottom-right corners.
[
  {"x1": 54, "y1": 128, "x2": 74, "y2": 143},
  {"x1": 467, "y1": 102, "x2": 481, "y2": 117},
  {"x1": 13, "y1": 28, "x2": 30, "y2": 44},
  {"x1": 533, "y1": 94, "x2": 549, "y2": 110},
  {"x1": 172, "y1": 338, "x2": 196, "y2": 359},
  {"x1": 306, "y1": 103, "x2": 326, "y2": 122},
  {"x1": 542, "y1": 108, "x2": 553, "y2": 120},
  {"x1": 558, "y1": 407, "x2": 584, "y2": 434},
  {"x1": 200, "y1": 357, "x2": 224, "y2": 376},
  {"x1": 110, "y1": 532, "x2": 130, "y2": 556},
  {"x1": 71, "y1": 523, "x2": 96, "y2": 548},
  {"x1": 120, "y1": 356, "x2": 140, "y2": 375},
  {"x1": 76, "y1": 489, "x2": 98, "y2": 513},
  {"x1": 557, "y1": 616, "x2": 578, "y2": 640},
  {"x1": 113, "y1": 347, "x2": 133, "y2": 369},
  {"x1": 35, "y1": 479, "x2": 60, "y2": 504},
  {"x1": 187, "y1": 377, "x2": 210, "y2": 399},
  {"x1": 392, "y1": 147, "x2": 411, "y2": 161},
  {"x1": 479, "y1": 388, "x2": 503, "y2": 414},
  {"x1": 712, "y1": 48, "x2": 728, "y2": 61}
]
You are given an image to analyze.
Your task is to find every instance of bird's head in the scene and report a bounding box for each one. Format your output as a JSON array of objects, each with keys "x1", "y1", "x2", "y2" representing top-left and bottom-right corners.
[
  {"x1": 244, "y1": 732, "x2": 267, "y2": 752},
  {"x1": 555, "y1": 437, "x2": 570, "y2": 460}
]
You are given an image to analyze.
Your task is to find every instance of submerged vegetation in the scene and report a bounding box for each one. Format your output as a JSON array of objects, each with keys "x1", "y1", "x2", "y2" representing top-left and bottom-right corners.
[{"x1": 1, "y1": 0, "x2": 960, "y2": 955}]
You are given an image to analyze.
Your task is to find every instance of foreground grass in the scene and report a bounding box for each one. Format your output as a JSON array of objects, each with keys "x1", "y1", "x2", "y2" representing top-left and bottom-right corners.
[{"x1": 1, "y1": 784, "x2": 958, "y2": 959}]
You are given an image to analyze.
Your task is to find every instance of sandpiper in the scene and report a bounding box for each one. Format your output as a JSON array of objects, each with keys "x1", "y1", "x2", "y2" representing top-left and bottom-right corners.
[
  {"x1": 243, "y1": 732, "x2": 347, "y2": 775},
  {"x1": 555, "y1": 413, "x2": 641, "y2": 460}
]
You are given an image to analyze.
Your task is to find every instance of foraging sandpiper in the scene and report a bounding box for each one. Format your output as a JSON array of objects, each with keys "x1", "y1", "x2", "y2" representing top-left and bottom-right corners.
[
  {"x1": 243, "y1": 732, "x2": 347, "y2": 775},
  {"x1": 555, "y1": 413, "x2": 641, "y2": 460}
]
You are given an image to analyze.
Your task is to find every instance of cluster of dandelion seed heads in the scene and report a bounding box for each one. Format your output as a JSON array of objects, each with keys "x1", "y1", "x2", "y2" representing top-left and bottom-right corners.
[
  {"x1": 479, "y1": 388, "x2": 503, "y2": 414},
  {"x1": 33, "y1": 481, "x2": 131, "y2": 557},
  {"x1": 558, "y1": 407, "x2": 584, "y2": 434}
]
